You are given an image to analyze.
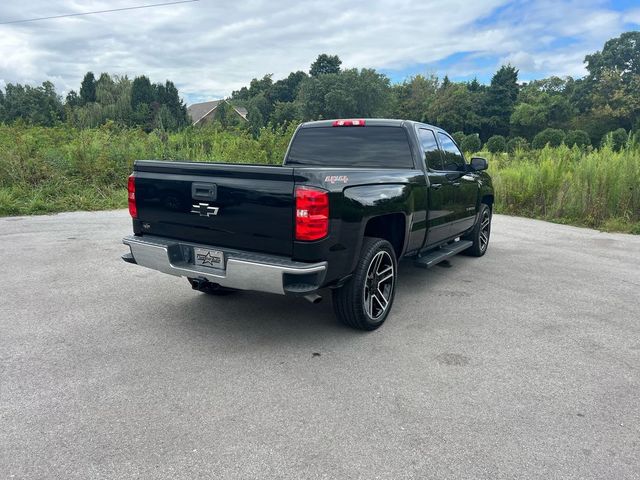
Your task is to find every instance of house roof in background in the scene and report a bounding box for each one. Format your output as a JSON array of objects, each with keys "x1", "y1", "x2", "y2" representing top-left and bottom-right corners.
[
  {"x1": 187, "y1": 99, "x2": 248, "y2": 124},
  {"x1": 187, "y1": 100, "x2": 223, "y2": 124}
]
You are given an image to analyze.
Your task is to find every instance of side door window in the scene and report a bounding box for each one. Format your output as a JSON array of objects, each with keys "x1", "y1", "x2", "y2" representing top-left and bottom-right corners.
[
  {"x1": 418, "y1": 128, "x2": 442, "y2": 170},
  {"x1": 437, "y1": 132, "x2": 466, "y2": 172}
]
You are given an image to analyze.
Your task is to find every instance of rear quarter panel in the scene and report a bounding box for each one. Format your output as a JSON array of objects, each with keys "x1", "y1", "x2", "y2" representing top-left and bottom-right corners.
[{"x1": 292, "y1": 168, "x2": 426, "y2": 284}]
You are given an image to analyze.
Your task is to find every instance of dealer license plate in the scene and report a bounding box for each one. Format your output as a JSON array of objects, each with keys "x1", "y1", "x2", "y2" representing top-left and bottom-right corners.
[{"x1": 194, "y1": 248, "x2": 225, "y2": 270}]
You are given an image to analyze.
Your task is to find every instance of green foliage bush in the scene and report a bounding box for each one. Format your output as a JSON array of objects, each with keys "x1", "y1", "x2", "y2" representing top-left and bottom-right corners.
[
  {"x1": 460, "y1": 133, "x2": 481, "y2": 154},
  {"x1": 565, "y1": 130, "x2": 591, "y2": 149},
  {"x1": 506, "y1": 136, "x2": 529, "y2": 153},
  {"x1": 532, "y1": 128, "x2": 566, "y2": 149},
  {"x1": 602, "y1": 128, "x2": 629, "y2": 151},
  {"x1": 486, "y1": 135, "x2": 507, "y2": 153}
]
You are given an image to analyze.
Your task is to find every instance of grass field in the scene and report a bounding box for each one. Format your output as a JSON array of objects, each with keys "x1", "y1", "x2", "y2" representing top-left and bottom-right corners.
[{"x1": 1, "y1": 124, "x2": 638, "y2": 234}]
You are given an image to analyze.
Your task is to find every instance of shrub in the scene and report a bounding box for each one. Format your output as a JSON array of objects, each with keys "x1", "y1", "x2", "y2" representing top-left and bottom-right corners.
[
  {"x1": 460, "y1": 133, "x2": 481, "y2": 154},
  {"x1": 532, "y1": 128, "x2": 565, "y2": 149},
  {"x1": 506, "y1": 136, "x2": 529, "y2": 153},
  {"x1": 602, "y1": 128, "x2": 629, "y2": 152},
  {"x1": 565, "y1": 130, "x2": 591, "y2": 149},
  {"x1": 486, "y1": 135, "x2": 507, "y2": 153}
]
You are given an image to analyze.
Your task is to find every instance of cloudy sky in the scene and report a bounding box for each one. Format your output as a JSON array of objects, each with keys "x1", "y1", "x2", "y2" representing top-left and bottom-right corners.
[{"x1": 0, "y1": 0, "x2": 638, "y2": 104}]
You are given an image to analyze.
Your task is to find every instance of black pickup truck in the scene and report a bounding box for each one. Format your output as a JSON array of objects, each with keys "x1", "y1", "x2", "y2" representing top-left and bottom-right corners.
[{"x1": 122, "y1": 119, "x2": 493, "y2": 330}]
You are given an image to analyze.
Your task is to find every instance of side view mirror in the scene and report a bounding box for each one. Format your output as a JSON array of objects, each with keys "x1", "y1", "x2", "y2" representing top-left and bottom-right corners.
[{"x1": 470, "y1": 156, "x2": 488, "y2": 171}]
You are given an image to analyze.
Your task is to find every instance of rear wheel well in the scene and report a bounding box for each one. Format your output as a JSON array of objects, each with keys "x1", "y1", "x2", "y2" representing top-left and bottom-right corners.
[{"x1": 363, "y1": 213, "x2": 405, "y2": 258}]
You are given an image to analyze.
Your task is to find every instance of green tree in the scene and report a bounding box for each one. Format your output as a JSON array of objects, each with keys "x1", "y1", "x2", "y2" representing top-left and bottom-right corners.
[
  {"x1": 297, "y1": 68, "x2": 391, "y2": 120},
  {"x1": 565, "y1": 130, "x2": 591, "y2": 149},
  {"x1": 510, "y1": 103, "x2": 547, "y2": 139},
  {"x1": 131, "y1": 76, "x2": 154, "y2": 109},
  {"x1": 95, "y1": 73, "x2": 116, "y2": 105},
  {"x1": 215, "y1": 100, "x2": 229, "y2": 127},
  {"x1": 309, "y1": 54, "x2": 342, "y2": 77},
  {"x1": 131, "y1": 76, "x2": 154, "y2": 128},
  {"x1": 65, "y1": 90, "x2": 81, "y2": 108},
  {"x1": 585, "y1": 31, "x2": 640, "y2": 83},
  {"x1": 1, "y1": 81, "x2": 64, "y2": 126},
  {"x1": 390, "y1": 74, "x2": 438, "y2": 121},
  {"x1": 532, "y1": 128, "x2": 565, "y2": 149},
  {"x1": 270, "y1": 71, "x2": 308, "y2": 103},
  {"x1": 423, "y1": 82, "x2": 483, "y2": 134},
  {"x1": 271, "y1": 101, "x2": 300, "y2": 126},
  {"x1": 483, "y1": 65, "x2": 519, "y2": 139},
  {"x1": 247, "y1": 104, "x2": 264, "y2": 137},
  {"x1": 486, "y1": 135, "x2": 507, "y2": 153},
  {"x1": 80, "y1": 72, "x2": 96, "y2": 104}
]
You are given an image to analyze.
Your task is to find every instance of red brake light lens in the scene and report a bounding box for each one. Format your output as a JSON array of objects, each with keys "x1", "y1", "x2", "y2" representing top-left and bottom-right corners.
[
  {"x1": 128, "y1": 175, "x2": 137, "y2": 219},
  {"x1": 332, "y1": 119, "x2": 365, "y2": 127},
  {"x1": 295, "y1": 186, "x2": 329, "y2": 241}
]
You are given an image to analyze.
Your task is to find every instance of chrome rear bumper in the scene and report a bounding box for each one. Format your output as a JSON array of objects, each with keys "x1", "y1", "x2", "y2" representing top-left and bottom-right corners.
[{"x1": 122, "y1": 235, "x2": 327, "y2": 295}]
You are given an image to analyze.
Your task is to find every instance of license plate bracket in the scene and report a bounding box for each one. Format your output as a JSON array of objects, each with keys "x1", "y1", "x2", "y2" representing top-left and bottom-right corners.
[{"x1": 193, "y1": 248, "x2": 225, "y2": 270}]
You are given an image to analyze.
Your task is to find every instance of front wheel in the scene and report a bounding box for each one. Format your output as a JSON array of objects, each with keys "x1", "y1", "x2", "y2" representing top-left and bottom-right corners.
[
  {"x1": 463, "y1": 203, "x2": 492, "y2": 257},
  {"x1": 332, "y1": 237, "x2": 397, "y2": 331}
]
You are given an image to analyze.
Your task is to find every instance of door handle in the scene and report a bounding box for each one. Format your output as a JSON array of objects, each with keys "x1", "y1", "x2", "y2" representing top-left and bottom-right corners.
[{"x1": 431, "y1": 184, "x2": 443, "y2": 190}]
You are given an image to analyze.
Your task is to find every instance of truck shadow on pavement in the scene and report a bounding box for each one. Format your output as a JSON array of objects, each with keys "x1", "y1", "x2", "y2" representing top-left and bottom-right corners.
[{"x1": 152, "y1": 257, "x2": 472, "y2": 345}]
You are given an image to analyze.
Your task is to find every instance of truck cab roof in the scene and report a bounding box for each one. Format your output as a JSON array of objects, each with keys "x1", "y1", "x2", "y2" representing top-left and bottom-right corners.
[{"x1": 299, "y1": 118, "x2": 447, "y2": 134}]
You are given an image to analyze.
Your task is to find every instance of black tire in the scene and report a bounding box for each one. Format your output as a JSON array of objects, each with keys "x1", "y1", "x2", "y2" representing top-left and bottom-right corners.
[
  {"x1": 332, "y1": 237, "x2": 398, "y2": 331},
  {"x1": 462, "y1": 203, "x2": 492, "y2": 257},
  {"x1": 187, "y1": 278, "x2": 238, "y2": 296}
]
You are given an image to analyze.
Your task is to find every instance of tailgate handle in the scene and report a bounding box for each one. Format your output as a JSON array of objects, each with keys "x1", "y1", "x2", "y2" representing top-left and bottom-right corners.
[{"x1": 192, "y1": 182, "x2": 217, "y2": 201}]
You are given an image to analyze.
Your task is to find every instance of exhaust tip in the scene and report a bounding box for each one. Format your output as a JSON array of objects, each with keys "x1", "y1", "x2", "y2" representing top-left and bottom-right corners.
[{"x1": 304, "y1": 293, "x2": 322, "y2": 304}]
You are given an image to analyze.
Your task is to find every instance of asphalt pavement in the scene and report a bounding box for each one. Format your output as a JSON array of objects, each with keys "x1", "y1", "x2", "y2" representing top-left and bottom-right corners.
[{"x1": 1, "y1": 210, "x2": 639, "y2": 479}]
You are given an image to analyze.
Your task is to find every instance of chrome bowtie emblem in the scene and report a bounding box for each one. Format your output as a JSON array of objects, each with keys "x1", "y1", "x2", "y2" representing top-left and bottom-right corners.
[{"x1": 191, "y1": 203, "x2": 219, "y2": 217}]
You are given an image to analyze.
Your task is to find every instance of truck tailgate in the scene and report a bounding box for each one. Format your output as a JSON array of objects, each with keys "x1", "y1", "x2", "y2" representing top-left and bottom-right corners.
[{"x1": 133, "y1": 161, "x2": 295, "y2": 256}]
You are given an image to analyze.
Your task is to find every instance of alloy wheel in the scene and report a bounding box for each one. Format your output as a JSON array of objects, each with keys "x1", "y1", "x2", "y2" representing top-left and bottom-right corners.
[
  {"x1": 479, "y1": 209, "x2": 491, "y2": 252},
  {"x1": 363, "y1": 250, "x2": 395, "y2": 320}
]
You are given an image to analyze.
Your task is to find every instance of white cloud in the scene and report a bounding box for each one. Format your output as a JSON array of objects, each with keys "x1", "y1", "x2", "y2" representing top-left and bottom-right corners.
[
  {"x1": 624, "y1": 8, "x2": 640, "y2": 25},
  {"x1": 0, "y1": 0, "x2": 636, "y2": 103}
]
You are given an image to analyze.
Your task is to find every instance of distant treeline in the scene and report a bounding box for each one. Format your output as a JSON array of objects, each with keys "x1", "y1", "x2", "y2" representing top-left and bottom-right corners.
[
  {"x1": 0, "y1": 31, "x2": 638, "y2": 147},
  {"x1": 0, "y1": 72, "x2": 189, "y2": 131},
  {"x1": 230, "y1": 31, "x2": 639, "y2": 148}
]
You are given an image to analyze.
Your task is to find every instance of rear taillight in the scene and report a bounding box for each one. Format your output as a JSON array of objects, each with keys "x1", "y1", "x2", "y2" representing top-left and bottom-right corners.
[
  {"x1": 295, "y1": 186, "x2": 329, "y2": 241},
  {"x1": 128, "y1": 175, "x2": 137, "y2": 219},
  {"x1": 332, "y1": 119, "x2": 365, "y2": 127}
]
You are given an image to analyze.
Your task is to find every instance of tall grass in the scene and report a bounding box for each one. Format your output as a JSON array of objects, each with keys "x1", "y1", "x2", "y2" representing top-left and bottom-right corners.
[
  {"x1": 486, "y1": 144, "x2": 640, "y2": 233},
  {"x1": 0, "y1": 124, "x2": 638, "y2": 233},
  {"x1": 0, "y1": 123, "x2": 295, "y2": 216}
]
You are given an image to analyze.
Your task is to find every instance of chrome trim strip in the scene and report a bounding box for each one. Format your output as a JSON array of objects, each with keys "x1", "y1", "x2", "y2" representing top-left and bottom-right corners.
[{"x1": 122, "y1": 235, "x2": 326, "y2": 295}]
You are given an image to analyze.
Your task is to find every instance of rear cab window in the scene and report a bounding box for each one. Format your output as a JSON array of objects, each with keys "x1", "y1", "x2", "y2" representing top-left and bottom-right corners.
[{"x1": 286, "y1": 126, "x2": 414, "y2": 168}]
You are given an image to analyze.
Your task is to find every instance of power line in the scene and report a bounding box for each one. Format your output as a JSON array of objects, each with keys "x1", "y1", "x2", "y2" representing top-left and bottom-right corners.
[{"x1": 0, "y1": 0, "x2": 200, "y2": 25}]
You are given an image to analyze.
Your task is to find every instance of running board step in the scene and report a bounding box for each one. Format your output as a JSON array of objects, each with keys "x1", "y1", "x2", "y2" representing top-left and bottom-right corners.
[{"x1": 414, "y1": 240, "x2": 473, "y2": 269}]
